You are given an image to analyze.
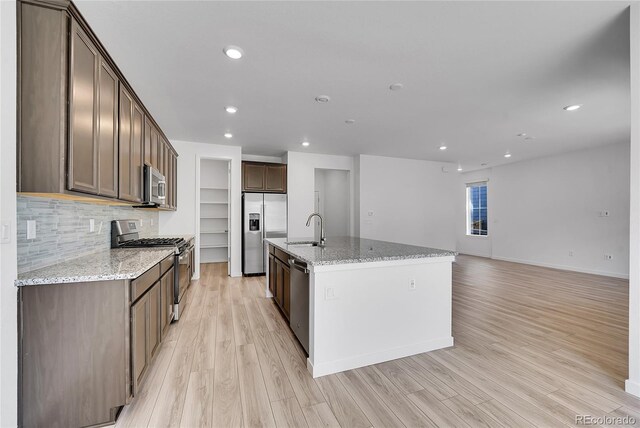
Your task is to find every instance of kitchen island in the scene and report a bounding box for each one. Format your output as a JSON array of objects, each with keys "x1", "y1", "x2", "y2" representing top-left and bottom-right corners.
[{"x1": 265, "y1": 236, "x2": 457, "y2": 378}]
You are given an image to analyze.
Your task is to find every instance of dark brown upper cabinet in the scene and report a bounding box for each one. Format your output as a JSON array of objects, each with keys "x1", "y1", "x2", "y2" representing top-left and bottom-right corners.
[
  {"x1": 18, "y1": 0, "x2": 178, "y2": 209},
  {"x1": 118, "y1": 86, "x2": 144, "y2": 203},
  {"x1": 68, "y1": 21, "x2": 100, "y2": 195},
  {"x1": 242, "y1": 161, "x2": 287, "y2": 193}
]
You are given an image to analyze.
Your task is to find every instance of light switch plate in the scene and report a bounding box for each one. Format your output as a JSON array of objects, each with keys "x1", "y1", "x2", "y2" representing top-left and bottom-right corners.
[
  {"x1": 89, "y1": 219, "x2": 95, "y2": 233},
  {"x1": 27, "y1": 220, "x2": 36, "y2": 240},
  {"x1": 0, "y1": 220, "x2": 11, "y2": 244}
]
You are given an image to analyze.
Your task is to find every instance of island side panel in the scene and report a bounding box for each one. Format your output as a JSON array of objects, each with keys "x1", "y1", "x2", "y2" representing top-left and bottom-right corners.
[{"x1": 308, "y1": 258, "x2": 454, "y2": 378}]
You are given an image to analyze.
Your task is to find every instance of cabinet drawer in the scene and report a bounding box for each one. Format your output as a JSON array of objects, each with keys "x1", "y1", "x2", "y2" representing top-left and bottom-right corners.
[
  {"x1": 131, "y1": 264, "x2": 160, "y2": 303},
  {"x1": 274, "y1": 248, "x2": 290, "y2": 265},
  {"x1": 160, "y1": 255, "x2": 174, "y2": 275},
  {"x1": 268, "y1": 244, "x2": 275, "y2": 256}
]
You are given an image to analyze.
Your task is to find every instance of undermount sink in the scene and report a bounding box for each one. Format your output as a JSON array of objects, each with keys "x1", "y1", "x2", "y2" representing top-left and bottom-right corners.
[{"x1": 285, "y1": 240, "x2": 323, "y2": 247}]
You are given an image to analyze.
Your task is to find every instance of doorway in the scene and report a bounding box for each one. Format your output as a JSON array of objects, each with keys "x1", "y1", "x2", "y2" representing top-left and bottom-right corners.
[
  {"x1": 314, "y1": 168, "x2": 350, "y2": 239},
  {"x1": 199, "y1": 158, "x2": 230, "y2": 276}
]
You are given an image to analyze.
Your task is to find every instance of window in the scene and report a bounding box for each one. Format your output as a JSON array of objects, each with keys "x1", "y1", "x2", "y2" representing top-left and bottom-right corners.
[{"x1": 466, "y1": 182, "x2": 488, "y2": 236}]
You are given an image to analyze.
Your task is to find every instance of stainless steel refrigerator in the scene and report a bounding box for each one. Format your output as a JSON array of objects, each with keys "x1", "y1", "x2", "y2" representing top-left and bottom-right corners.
[{"x1": 242, "y1": 193, "x2": 287, "y2": 275}]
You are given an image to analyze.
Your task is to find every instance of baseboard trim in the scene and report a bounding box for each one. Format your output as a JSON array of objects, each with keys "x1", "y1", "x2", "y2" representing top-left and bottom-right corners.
[
  {"x1": 490, "y1": 255, "x2": 629, "y2": 279},
  {"x1": 307, "y1": 336, "x2": 454, "y2": 378},
  {"x1": 626, "y1": 379, "x2": 640, "y2": 398}
]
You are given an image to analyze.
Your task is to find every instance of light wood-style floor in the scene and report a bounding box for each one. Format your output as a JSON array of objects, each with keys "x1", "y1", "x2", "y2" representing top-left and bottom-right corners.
[{"x1": 114, "y1": 255, "x2": 640, "y2": 428}]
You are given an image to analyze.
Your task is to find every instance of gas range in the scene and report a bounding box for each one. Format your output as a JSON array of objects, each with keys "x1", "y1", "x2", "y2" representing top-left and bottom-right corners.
[{"x1": 111, "y1": 220, "x2": 195, "y2": 321}]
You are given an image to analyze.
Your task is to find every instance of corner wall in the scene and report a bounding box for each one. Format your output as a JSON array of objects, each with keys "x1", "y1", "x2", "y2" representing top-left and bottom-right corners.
[
  {"x1": 158, "y1": 140, "x2": 242, "y2": 277},
  {"x1": 286, "y1": 151, "x2": 355, "y2": 238},
  {"x1": 358, "y1": 155, "x2": 457, "y2": 251},
  {"x1": 457, "y1": 142, "x2": 630, "y2": 279},
  {"x1": 0, "y1": 1, "x2": 18, "y2": 425}
]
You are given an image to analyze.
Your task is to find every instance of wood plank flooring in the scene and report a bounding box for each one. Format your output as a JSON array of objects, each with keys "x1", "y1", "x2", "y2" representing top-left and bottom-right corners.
[{"x1": 114, "y1": 256, "x2": 640, "y2": 427}]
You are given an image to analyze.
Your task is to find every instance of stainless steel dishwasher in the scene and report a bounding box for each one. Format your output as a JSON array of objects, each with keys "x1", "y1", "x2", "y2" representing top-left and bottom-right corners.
[{"x1": 289, "y1": 258, "x2": 310, "y2": 353}]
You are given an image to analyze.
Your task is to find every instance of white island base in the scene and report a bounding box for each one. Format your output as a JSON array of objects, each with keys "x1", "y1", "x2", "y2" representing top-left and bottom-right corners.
[
  {"x1": 306, "y1": 256, "x2": 454, "y2": 377},
  {"x1": 265, "y1": 239, "x2": 455, "y2": 378}
]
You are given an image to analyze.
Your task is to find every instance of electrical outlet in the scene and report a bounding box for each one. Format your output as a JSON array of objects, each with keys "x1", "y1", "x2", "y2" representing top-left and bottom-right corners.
[
  {"x1": 409, "y1": 279, "x2": 416, "y2": 290},
  {"x1": 89, "y1": 219, "x2": 95, "y2": 233},
  {"x1": 27, "y1": 220, "x2": 36, "y2": 240},
  {"x1": 368, "y1": 211, "x2": 374, "y2": 217},
  {"x1": 604, "y1": 254, "x2": 613, "y2": 261},
  {"x1": 325, "y1": 287, "x2": 337, "y2": 300},
  {"x1": 599, "y1": 210, "x2": 611, "y2": 217}
]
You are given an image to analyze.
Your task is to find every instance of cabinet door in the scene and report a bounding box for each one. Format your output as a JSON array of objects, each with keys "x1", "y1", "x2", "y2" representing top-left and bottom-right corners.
[
  {"x1": 243, "y1": 163, "x2": 265, "y2": 191},
  {"x1": 283, "y1": 264, "x2": 290, "y2": 319},
  {"x1": 130, "y1": 104, "x2": 144, "y2": 202},
  {"x1": 148, "y1": 282, "x2": 161, "y2": 359},
  {"x1": 150, "y1": 125, "x2": 159, "y2": 169},
  {"x1": 265, "y1": 164, "x2": 287, "y2": 193},
  {"x1": 144, "y1": 118, "x2": 152, "y2": 166},
  {"x1": 68, "y1": 21, "x2": 99, "y2": 194},
  {"x1": 157, "y1": 139, "x2": 164, "y2": 177},
  {"x1": 268, "y1": 254, "x2": 276, "y2": 296},
  {"x1": 131, "y1": 294, "x2": 148, "y2": 395},
  {"x1": 118, "y1": 87, "x2": 132, "y2": 200},
  {"x1": 173, "y1": 155, "x2": 178, "y2": 209},
  {"x1": 275, "y1": 260, "x2": 284, "y2": 308},
  {"x1": 160, "y1": 266, "x2": 174, "y2": 337},
  {"x1": 96, "y1": 59, "x2": 118, "y2": 197},
  {"x1": 119, "y1": 88, "x2": 144, "y2": 202}
]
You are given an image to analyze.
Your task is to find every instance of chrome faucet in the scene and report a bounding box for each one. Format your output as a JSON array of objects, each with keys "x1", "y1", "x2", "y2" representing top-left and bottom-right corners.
[{"x1": 306, "y1": 213, "x2": 326, "y2": 246}]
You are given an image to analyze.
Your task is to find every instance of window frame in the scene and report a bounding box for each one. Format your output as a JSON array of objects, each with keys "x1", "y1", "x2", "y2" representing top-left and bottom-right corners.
[{"x1": 466, "y1": 181, "x2": 488, "y2": 237}]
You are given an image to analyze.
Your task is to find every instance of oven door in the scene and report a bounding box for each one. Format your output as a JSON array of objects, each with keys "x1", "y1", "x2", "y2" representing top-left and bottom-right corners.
[{"x1": 177, "y1": 248, "x2": 191, "y2": 304}]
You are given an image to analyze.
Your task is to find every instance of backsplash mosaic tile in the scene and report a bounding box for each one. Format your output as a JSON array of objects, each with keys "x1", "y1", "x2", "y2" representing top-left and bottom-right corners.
[{"x1": 17, "y1": 196, "x2": 159, "y2": 274}]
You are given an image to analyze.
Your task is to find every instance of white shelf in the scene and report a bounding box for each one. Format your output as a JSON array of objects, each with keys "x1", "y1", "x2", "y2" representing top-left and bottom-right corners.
[
  {"x1": 201, "y1": 187, "x2": 228, "y2": 190},
  {"x1": 201, "y1": 216, "x2": 228, "y2": 219},
  {"x1": 201, "y1": 244, "x2": 228, "y2": 249},
  {"x1": 200, "y1": 201, "x2": 228, "y2": 205},
  {"x1": 201, "y1": 230, "x2": 228, "y2": 234}
]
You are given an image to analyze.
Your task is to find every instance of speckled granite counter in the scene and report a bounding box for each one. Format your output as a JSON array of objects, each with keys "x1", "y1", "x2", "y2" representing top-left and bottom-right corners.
[
  {"x1": 265, "y1": 236, "x2": 457, "y2": 267},
  {"x1": 15, "y1": 247, "x2": 175, "y2": 286}
]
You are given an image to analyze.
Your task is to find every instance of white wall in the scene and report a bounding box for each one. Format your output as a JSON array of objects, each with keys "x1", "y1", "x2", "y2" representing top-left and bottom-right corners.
[
  {"x1": 0, "y1": 1, "x2": 18, "y2": 425},
  {"x1": 358, "y1": 155, "x2": 457, "y2": 251},
  {"x1": 628, "y1": 2, "x2": 640, "y2": 398},
  {"x1": 286, "y1": 151, "x2": 355, "y2": 238},
  {"x1": 457, "y1": 142, "x2": 630, "y2": 279},
  {"x1": 314, "y1": 169, "x2": 350, "y2": 238},
  {"x1": 159, "y1": 140, "x2": 242, "y2": 277}
]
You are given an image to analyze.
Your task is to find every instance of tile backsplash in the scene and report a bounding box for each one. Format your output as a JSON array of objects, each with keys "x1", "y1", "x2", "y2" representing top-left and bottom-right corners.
[{"x1": 17, "y1": 196, "x2": 159, "y2": 274}]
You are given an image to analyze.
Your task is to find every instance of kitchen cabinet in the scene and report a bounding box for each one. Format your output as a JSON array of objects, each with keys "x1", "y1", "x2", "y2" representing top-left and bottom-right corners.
[
  {"x1": 18, "y1": 0, "x2": 179, "y2": 207},
  {"x1": 269, "y1": 245, "x2": 291, "y2": 320},
  {"x1": 242, "y1": 161, "x2": 287, "y2": 193},
  {"x1": 131, "y1": 292, "x2": 149, "y2": 393},
  {"x1": 119, "y1": 86, "x2": 144, "y2": 202},
  {"x1": 68, "y1": 20, "x2": 122, "y2": 196},
  {"x1": 160, "y1": 266, "x2": 175, "y2": 337}
]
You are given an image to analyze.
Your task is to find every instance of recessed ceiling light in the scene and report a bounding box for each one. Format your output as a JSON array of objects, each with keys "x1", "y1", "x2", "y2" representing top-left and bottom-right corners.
[
  {"x1": 225, "y1": 106, "x2": 238, "y2": 114},
  {"x1": 504, "y1": 152, "x2": 512, "y2": 158},
  {"x1": 223, "y1": 46, "x2": 243, "y2": 60},
  {"x1": 345, "y1": 119, "x2": 356, "y2": 124},
  {"x1": 439, "y1": 145, "x2": 447, "y2": 151},
  {"x1": 563, "y1": 104, "x2": 582, "y2": 111},
  {"x1": 224, "y1": 132, "x2": 233, "y2": 139},
  {"x1": 457, "y1": 166, "x2": 463, "y2": 172},
  {"x1": 389, "y1": 83, "x2": 404, "y2": 91},
  {"x1": 517, "y1": 133, "x2": 527, "y2": 137},
  {"x1": 315, "y1": 95, "x2": 330, "y2": 103},
  {"x1": 301, "y1": 141, "x2": 310, "y2": 147}
]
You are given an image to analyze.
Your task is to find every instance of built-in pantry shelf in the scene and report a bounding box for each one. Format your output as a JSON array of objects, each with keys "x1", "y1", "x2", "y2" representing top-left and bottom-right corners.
[{"x1": 200, "y1": 160, "x2": 230, "y2": 264}]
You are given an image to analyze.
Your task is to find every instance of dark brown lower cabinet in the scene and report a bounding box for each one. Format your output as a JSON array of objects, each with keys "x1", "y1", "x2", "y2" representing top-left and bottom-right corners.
[
  {"x1": 160, "y1": 266, "x2": 175, "y2": 337},
  {"x1": 269, "y1": 254, "x2": 276, "y2": 296},
  {"x1": 131, "y1": 279, "x2": 162, "y2": 396},
  {"x1": 19, "y1": 280, "x2": 128, "y2": 428},
  {"x1": 270, "y1": 246, "x2": 291, "y2": 320}
]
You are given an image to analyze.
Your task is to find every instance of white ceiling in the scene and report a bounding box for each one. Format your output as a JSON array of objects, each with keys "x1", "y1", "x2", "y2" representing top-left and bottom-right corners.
[{"x1": 76, "y1": 1, "x2": 630, "y2": 170}]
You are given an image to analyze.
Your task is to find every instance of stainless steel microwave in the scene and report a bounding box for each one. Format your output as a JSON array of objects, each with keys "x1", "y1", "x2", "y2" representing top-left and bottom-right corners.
[{"x1": 143, "y1": 165, "x2": 166, "y2": 206}]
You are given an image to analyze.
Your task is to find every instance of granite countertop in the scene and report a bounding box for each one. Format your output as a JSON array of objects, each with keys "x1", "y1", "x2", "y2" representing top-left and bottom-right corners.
[
  {"x1": 15, "y1": 247, "x2": 175, "y2": 286},
  {"x1": 265, "y1": 236, "x2": 457, "y2": 267}
]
